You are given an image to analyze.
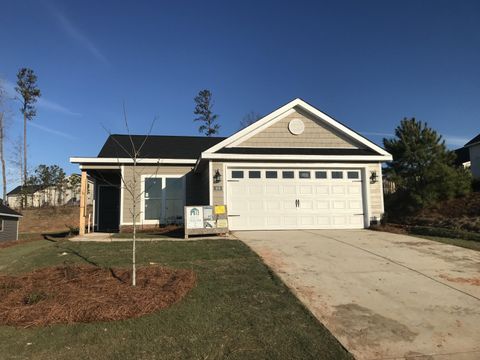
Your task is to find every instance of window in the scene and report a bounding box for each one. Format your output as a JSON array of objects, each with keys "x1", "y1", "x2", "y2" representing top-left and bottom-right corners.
[
  {"x1": 299, "y1": 171, "x2": 311, "y2": 179},
  {"x1": 0, "y1": 220, "x2": 3, "y2": 231},
  {"x1": 266, "y1": 171, "x2": 278, "y2": 179},
  {"x1": 331, "y1": 171, "x2": 343, "y2": 179},
  {"x1": 249, "y1": 171, "x2": 261, "y2": 179},
  {"x1": 232, "y1": 171, "x2": 244, "y2": 179},
  {"x1": 282, "y1": 171, "x2": 294, "y2": 179},
  {"x1": 143, "y1": 176, "x2": 185, "y2": 224},
  {"x1": 315, "y1": 171, "x2": 327, "y2": 179},
  {"x1": 347, "y1": 171, "x2": 359, "y2": 179}
]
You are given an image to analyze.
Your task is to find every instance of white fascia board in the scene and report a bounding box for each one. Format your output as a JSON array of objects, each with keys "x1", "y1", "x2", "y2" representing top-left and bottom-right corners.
[
  {"x1": 0, "y1": 213, "x2": 22, "y2": 218},
  {"x1": 202, "y1": 152, "x2": 392, "y2": 162},
  {"x1": 70, "y1": 157, "x2": 197, "y2": 165},
  {"x1": 202, "y1": 98, "x2": 392, "y2": 158},
  {"x1": 465, "y1": 142, "x2": 480, "y2": 148}
]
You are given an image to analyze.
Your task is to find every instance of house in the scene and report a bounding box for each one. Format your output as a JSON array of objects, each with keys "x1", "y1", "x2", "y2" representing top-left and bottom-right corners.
[
  {"x1": 6, "y1": 174, "x2": 94, "y2": 209},
  {"x1": 0, "y1": 203, "x2": 22, "y2": 242},
  {"x1": 464, "y1": 134, "x2": 480, "y2": 179},
  {"x1": 70, "y1": 98, "x2": 392, "y2": 234}
]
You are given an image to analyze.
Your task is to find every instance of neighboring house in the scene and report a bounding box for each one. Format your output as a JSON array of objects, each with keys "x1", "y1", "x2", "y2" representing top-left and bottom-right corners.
[
  {"x1": 0, "y1": 203, "x2": 22, "y2": 242},
  {"x1": 6, "y1": 174, "x2": 94, "y2": 209},
  {"x1": 464, "y1": 134, "x2": 480, "y2": 179},
  {"x1": 71, "y1": 98, "x2": 392, "y2": 233},
  {"x1": 454, "y1": 147, "x2": 471, "y2": 169}
]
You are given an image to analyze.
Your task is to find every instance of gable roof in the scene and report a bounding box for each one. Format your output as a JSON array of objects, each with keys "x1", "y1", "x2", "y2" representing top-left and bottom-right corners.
[
  {"x1": 454, "y1": 147, "x2": 470, "y2": 165},
  {"x1": 7, "y1": 185, "x2": 44, "y2": 196},
  {"x1": 465, "y1": 133, "x2": 480, "y2": 147},
  {"x1": 201, "y1": 98, "x2": 392, "y2": 161},
  {"x1": 98, "y1": 135, "x2": 227, "y2": 159},
  {"x1": 0, "y1": 203, "x2": 22, "y2": 218}
]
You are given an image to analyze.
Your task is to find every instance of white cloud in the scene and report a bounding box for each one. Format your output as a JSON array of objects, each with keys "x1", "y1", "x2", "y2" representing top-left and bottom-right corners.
[
  {"x1": 49, "y1": 6, "x2": 109, "y2": 65},
  {"x1": 361, "y1": 131, "x2": 394, "y2": 137},
  {"x1": 444, "y1": 136, "x2": 470, "y2": 147},
  {"x1": 1, "y1": 79, "x2": 81, "y2": 117},
  {"x1": 28, "y1": 121, "x2": 76, "y2": 140}
]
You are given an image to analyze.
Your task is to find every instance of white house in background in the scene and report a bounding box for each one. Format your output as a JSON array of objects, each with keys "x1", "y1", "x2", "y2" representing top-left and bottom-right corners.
[
  {"x1": 6, "y1": 174, "x2": 94, "y2": 209},
  {"x1": 71, "y1": 98, "x2": 392, "y2": 233},
  {"x1": 464, "y1": 134, "x2": 480, "y2": 179}
]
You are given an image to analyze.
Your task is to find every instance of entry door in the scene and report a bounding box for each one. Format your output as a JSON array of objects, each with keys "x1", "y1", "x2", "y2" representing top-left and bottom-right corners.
[
  {"x1": 226, "y1": 168, "x2": 364, "y2": 230},
  {"x1": 98, "y1": 186, "x2": 120, "y2": 232}
]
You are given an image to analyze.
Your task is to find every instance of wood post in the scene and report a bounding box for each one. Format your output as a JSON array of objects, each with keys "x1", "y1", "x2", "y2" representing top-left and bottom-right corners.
[{"x1": 79, "y1": 170, "x2": 87, "y2": 236}]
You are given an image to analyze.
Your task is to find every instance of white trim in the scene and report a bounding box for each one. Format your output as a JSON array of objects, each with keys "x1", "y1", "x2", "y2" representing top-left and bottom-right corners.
[
  {"x1": 140, "y1": 174, "x2": 186, "y2": 225},
  {"x1": 208, "y1": 161, "x2": 213, "y2": 206},
  {"x1": 16, "y1": 219, "x2": 19, "y2": 241},
  {"x1": 203, "y1": 98, "x2": 392, "y2": 158},
  {"x1": 465, "y1": 141, "x2": 480, "y2": 148},
  {"x1": 364, "y1": 168, "x2": 371, "y2": 227},
  {"x1": 202, "y1": 153, "x2": 392, "y2": 161},
  {"x1": 0, "y1": 212, "x2": 22, "y2": 218},
  {"x1": 71, "y1": 157, "x2": 196, "y2": 165},
  {"x1": 379, "y1": 164, "x2": 385, "y2": 214}
]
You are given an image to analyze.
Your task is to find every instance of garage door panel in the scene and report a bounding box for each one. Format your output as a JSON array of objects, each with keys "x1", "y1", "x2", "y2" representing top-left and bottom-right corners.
[
  {"x1": 227, "y1": 168, "x2": 365, "y2": 230},
  {"x1": 332, "y1": 185, "x2": 345, "y2": 195}
]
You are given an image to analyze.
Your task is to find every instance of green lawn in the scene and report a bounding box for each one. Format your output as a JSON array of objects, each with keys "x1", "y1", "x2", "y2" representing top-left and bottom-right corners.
[
  {"x1": 0, "y1": 239, "x2": 351, "y2": 360},
  {"x1": 415, "y1": 235, "x2": 480, "y2": 252}
]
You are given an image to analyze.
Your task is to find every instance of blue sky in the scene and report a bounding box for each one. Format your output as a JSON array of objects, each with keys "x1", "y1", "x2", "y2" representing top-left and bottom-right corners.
[{"x1": 1, "y1": 0, "x2": 479, "y2": 190}]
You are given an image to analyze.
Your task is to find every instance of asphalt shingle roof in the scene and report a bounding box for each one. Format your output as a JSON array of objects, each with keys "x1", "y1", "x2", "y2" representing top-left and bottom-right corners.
[
  {"x1": 98, "y1": 135, "x2": 227, "y2": 159},
  {"x1": 0, "y1": 203, "x2": 22, "y2": 217},
  {"x1": 465, "y1": 133, "x2": 480, "y2": 147}
]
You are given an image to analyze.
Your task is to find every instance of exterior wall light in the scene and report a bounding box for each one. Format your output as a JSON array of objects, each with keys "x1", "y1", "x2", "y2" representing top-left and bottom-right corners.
[
  {"x1": 213, "y1": 169, "x2": 222, "y2": 184},
  {"x1": 370, "y1": 171, "x2": 378, "y2": 184}
]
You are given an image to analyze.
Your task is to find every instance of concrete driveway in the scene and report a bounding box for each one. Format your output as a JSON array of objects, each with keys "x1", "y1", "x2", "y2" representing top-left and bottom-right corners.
[{"x1": 235, "y1": 230, "x2": 480, "y2": 360}]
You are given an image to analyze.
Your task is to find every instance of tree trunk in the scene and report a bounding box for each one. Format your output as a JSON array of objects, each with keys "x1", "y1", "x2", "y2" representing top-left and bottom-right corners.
[
  {"x1": 132, "y1": 158, "x2": 137, "y2": 286},
  {"x1": 0, "y1": 113, "x2": 6, "y2": 202},
  {"x1": 23, "y1": 113, "x2": 27, "y2": 207}
]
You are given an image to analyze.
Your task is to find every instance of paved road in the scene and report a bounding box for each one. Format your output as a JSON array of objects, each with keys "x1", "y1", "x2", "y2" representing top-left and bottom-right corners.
[{"x1": 236, "y1": 230, "x2": 480, "y2": 360}]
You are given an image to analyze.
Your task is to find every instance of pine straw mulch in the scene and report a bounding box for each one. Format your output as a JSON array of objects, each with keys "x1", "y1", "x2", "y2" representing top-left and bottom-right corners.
[{"x1": 0, "y1": 264, "x2": 196, "y2": 327}]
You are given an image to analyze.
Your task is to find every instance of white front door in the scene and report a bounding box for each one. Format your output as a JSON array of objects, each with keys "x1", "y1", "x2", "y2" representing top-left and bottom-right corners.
[{"x1": 226, "y1": 168, "x2": 365, "y2": 230}]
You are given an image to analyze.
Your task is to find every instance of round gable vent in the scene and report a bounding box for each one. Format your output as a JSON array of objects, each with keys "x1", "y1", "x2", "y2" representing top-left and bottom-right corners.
[{"x1": 288, "y1": 118, "x2": 305, "y2": 135}]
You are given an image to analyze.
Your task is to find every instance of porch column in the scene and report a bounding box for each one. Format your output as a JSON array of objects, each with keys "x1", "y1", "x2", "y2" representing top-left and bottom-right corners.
[{"x1": 79, "y1": 170, "x2": 87, "y2": 236}]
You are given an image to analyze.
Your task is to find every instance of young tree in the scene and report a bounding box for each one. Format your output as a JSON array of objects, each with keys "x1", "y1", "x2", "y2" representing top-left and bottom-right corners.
[
  {"x1": 240, "y1": 111, "x2": 262, "y2": 129},
  {"x1": 15, "y1": 68, "x2": 41, "y2": 187},
  {"x1": 193, "y1": 89, "x2": 220, "y2": 136},
  {"x1": 383, "y1": 118, "x2": 471, "y2": 214},
  {"x1": 102, "y1": 105, "x2": 160, "y2": 286},
  {"x1": 0, "y1": 79, "x2": 9, "y2": 202}
]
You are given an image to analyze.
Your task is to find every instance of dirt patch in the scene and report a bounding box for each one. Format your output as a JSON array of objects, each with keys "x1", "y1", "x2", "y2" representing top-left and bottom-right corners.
[
  {"x1": 331, "y1": 303, "x2": 418, "y2": 348},
  {"x1": 439, "y1": 274, "x2": 480, "y2": 286},
  {"x1": 0, "y1": 265, "x2": 196, "y2": 327}
]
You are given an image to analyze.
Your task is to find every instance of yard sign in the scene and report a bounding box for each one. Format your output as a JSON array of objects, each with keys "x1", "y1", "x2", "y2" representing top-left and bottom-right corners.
[{"x1": 184, "y1": 205, "x2": 228, "y2": 239}]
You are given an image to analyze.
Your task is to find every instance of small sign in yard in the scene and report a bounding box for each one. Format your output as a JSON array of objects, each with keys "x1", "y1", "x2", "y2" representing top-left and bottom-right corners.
[{"x1": 184, "y1": 205, "x2": 229, "y2": 239}]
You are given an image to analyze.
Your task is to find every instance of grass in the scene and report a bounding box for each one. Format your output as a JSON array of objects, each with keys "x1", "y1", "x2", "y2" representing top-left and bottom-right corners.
[
  {"x1": 0, "y1": 239, "x2": 351, "y2": 360},
  {"x1": 414, "y1": 235, "x2": 480, "y2": 252}
]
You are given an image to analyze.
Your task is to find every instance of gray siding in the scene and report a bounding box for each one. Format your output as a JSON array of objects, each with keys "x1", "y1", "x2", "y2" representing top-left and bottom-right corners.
[
  {"x1": 0, "y1": 216, "x2": 19, "y2": 242},
  {"x1": 237, "y1": 108, "x2": 365, "y2": 149}
]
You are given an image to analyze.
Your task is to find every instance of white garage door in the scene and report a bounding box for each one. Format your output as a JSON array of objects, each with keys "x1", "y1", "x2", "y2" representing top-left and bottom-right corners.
[{"x1": 227, "y1": 168, "x2": 365, "y2": 230}]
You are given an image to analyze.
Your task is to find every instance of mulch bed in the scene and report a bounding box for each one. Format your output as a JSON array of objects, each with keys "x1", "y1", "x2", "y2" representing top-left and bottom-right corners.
[{"x1": 0, "y1": 265, "x2": 196, "y2": 327}]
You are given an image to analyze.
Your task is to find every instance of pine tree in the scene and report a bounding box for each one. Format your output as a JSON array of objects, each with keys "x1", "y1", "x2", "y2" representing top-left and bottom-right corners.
[
  {"x1": 383, "y1": 118, "x2": 471, "y2": 214},
  {"x1": 193, "y1": 89, "x2": 220, "y2": 136}
]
